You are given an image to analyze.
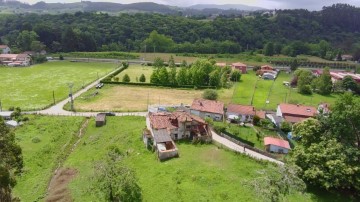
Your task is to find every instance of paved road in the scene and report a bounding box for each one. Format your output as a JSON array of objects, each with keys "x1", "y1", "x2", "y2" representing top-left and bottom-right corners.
[
  {"x1": 26, "y1": 68, "x2": 147, "y2": 117},
  {"x1": 211, "y1": 130, "x2": 284, "y2": 165}
]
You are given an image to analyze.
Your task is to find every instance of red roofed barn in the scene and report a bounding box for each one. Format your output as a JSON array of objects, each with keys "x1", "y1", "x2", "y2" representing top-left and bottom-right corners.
[
  {"x1": 190, "y1": 99, "x2": 224, "y2": 121},
  {"x1": 276, "y1": 103, "x2": 317, "y2": 123},
  {"x1": 264, "y1": 137, "x2": 291, "y2": 153},
  {"x1": 231, "y1": 62, "x2": 247, "y2": 74}
]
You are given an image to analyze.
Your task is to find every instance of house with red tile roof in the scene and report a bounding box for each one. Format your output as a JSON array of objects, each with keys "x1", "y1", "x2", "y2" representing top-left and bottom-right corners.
[
  {"x1": 264, "y1": 137, "x2": 291, "y2": 153},
  {"x1": 276, "y1": 103, "x2": 317, "y2": 123},
  {"x1": 231, "y1": 62, "x2": 247, "y2": 74},
  {"x1": 190, "y1": 99, "x2": 224, "y2": 121},
  {"x1": 226, "y1": 104, "x2": 256, "y2": 122},
  {"x1": 146, "y1": 111, "x2": 210, "y2": 160},
  {"x1": 0, "y1": 53, "x2": 31, "y2": 66},
  {"x1": 0, "y1": 45, "x2": 11, "y2": 54}
]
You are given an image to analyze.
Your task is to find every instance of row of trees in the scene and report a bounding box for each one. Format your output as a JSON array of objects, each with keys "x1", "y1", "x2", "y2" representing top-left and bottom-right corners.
[
  {"x1": 263, "y1": 40, "x2": 340, "y2": 60},
  {"x1": 1, "y1": 4, "x2": 360, "y2": 57},
  {"x1": 150, "y1": 58, "x2": 241, "y2": 87},
  {"x1": 290, "y1": 93, "x2": 360, "y2": 196}
]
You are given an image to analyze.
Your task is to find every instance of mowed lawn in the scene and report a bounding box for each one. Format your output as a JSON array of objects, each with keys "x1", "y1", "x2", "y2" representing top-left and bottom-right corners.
[
  {"x1": 0, "y1": 61, "x2": 116, "y2": 110},
  {"x1": 232, "y1": 71, "x2": 340, "y2": 110},
  {"x1": 72, "y1": 85, "x2": 204, "y2": 112},
  {"x1": 64, "y1": 116, "x2": 312, "y2": 201},
  {"x1": 115, "y1": 64, "x2": 154, "y2": 83},
  {"x1": 13, "y1": 115, "x2": 85, "y2": 201}
]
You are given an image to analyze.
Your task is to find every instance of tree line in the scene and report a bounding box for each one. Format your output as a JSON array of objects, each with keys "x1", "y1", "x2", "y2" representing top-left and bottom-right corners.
[
  {"x1": 0, "y1": 4, "x2": 360, "y2": 58},
  {"x1": 150, "y1": 57, "x2": 241, "y2": 87}
]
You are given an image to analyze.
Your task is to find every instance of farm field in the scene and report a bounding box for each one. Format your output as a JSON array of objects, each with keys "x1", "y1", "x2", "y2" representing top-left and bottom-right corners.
[
  {"x1": 70, "y1": 85, "x2": 204, "y2": 112},
  {"x1": 0, "y1": 61, "x2": 116, "y2": 110},
  {"x1": 232, "y1": 71, "x2": 340, "y2": 110},
  {"x1": 13, "y1": 116, "x2": 85, "y2": 201}
]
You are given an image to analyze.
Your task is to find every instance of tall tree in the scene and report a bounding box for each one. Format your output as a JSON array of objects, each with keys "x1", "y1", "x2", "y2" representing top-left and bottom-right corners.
[
  {"x1": 0, "y1": 117, "x2": 23, "y2": 201},
  {"x1": 297, "y1": 70, "x2": 314, "y2": 94},
  {"x1": 316, "y1": 67, "x2": 333, "y2": 95},
  {"x1": 16, "y1": 30, "x2": 39, "y2": 51},
  {"x1": 168, "y1": 55, "x2": 175, "y2": 68},
  {"x1": 176, "y1": 67, "x2": 187, "y2": 86},
  {"x1": 263, "y1": 42, "x2": 275, "y2": 56},
  {"x1": 168, "y1": 67, "x2": 177, "y2": 86},
  {"x1": 290, "y1": 94, "x2": 360, "y2": 195}
]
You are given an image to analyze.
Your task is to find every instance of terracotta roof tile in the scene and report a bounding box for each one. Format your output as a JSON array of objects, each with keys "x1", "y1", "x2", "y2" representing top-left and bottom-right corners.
[
  {"x1": 231, "y1": 62, "x2": 247, "y2": 67},
  {"x1": 227, "y1": 104, "x2": 255, "y2": 115},
  {"x1": 0, "y1": 45, "x2": 9, "y2": 49},
  {"x1": 191, "y1": 99, "x2": 224, "y2": 115},
  {"x1": 264, "y1": 137, "x2": 290, "y2": 150},
  {"x1": 279, "y1": 103, "x2": 316, "y2": 117}
]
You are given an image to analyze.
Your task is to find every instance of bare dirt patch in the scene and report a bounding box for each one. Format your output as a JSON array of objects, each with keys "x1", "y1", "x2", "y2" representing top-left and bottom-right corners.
[{"x1": 46, "y1": 168, "x2": 77, "y2": 202}]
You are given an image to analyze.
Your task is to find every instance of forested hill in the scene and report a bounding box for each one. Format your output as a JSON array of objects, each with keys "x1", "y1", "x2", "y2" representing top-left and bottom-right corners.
[{"x1": 0, "y1": 3, "x2": 359, "y2": 59}]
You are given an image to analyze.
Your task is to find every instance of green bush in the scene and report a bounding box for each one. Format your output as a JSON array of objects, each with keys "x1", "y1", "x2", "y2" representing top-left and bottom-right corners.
[
  {"x1": 213, "y1": 125, "x2": 227, "y2": 134},
  {"x1": 122, "y1": 74, "x2": 130, "y2": 83},
  {"x1": 202, "y1": 89, "x2": 218, "y2": 100},
  {"x1": 281, "y1": 121, "x2": 292, "y2": 133},
  {"x1": 32, "y1": 137, "x2": 41, "y2": 143},
  {"x1": 253, "y1": 115, "x2": 261, "y2": 126}
]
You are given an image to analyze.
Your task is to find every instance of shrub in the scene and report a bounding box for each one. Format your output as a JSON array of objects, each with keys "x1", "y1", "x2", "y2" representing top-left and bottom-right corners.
[
  {"x1": 122, "y1": 74, "x2": 130, "y2": 83},
  {"x1": 253, "y1": 115, "x2": 261, "y2": 126},
  {"x1": 113, "y1": 77, "x2": 119, "y2": 82},
  {"x1": 32, "y1": 137, "x2": 41, "y2": 143},
  {"x1": 204, "y1": 117, "x2": 213, "y2": 125},
  {"x1": 139, "y1": 74, "x2": 146, "y2": 82},
  {"x1": 281, "y1": 121, "x2": 292, "y2": 133},
  {"x1": 202, "y1": 89, "x2": 218, "y2": 100},
  {"x1": 213, "y1": 125, "x2": 226, "y2": 134},
  {"x1": 59, "y1": 54, "x2": 64, "y2": 60},
  {"x1": 22, "y1": 117, "x2": 29, "y2": 122},
  {"x1": 299, "y1": 84, "x2": 312, "y2": 95}
]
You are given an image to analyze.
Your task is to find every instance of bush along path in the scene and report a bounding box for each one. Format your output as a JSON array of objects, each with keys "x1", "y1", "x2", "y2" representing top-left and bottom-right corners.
[{"x1": 45, "y1": 118, "x2": 90, "y2": 201}]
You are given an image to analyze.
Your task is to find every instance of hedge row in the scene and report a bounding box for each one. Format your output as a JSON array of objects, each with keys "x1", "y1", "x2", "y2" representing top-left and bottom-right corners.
[
  {"x1": 102, "y1": 66, "x2": 127, "y2": 81},
  {"x1": 101, "y1": 80, "x2": 217, "y2": 89}
]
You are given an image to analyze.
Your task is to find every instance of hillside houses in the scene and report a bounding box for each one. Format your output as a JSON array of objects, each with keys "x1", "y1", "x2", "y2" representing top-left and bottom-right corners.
[{"x1": 312, "y1": 69, "x2": 360, "y2": 83}]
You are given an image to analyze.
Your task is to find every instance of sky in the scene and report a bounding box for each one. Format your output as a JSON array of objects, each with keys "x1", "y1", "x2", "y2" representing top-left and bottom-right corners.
[{"x1": 19, "y1": 0, "x2": 360, "y2": 10}]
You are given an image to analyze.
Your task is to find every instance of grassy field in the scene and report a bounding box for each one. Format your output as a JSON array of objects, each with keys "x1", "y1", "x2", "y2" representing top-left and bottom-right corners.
[
  {"x1": 63, "y1": 116, "x2": 311, "y2": 201},
  {"x1": 12, "y1": 116, "x2": 351, "y2": 201},
  {"x1": 13, "y1": 115, "x2": 84, "y2": 201},
  {"x1": 232, "y1": 71, "x2": 340, "y2": 110},
  {"x1": 70, "y1": 85, "x2": 204, "y2": 112},
  {"x1": 0, "y1": 61, "x2": 116, "y2": 110}
]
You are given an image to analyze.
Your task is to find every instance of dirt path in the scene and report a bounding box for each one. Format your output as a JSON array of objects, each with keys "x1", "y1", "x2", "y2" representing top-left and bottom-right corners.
[{"x1": 45, "y1": 118, "x2": 90, "y2": 202}]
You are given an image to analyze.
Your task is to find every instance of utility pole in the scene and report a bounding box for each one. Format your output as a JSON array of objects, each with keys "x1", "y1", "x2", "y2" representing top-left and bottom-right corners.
[
  {"x1": 67, "y1": 83, "x2": 74, "y2": 111},
  {"x1": 52, "y1": 91, "x2": 55, "y2": 105},
  {"x1": 0, "y1": 99, "x2": 2, "y2": 112},
  {"x1": 144, "y1": 44, "x2": 147, "y2": 61}
]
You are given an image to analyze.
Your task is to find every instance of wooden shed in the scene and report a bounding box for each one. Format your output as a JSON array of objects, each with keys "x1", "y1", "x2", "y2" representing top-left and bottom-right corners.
[{"x1": 96, "y1": 113, "x2": 106, "y2": 127}]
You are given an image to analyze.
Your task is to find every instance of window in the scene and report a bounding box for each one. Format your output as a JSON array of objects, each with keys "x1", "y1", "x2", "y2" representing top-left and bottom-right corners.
[{"x1": 174, "y1": 134, "x2": 178, "y2": 140}]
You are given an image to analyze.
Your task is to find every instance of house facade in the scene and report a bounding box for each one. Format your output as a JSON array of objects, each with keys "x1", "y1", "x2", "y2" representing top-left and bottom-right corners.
[
  {"x1": 264, "y1": 137, "x2": 290, "y2": 154},
  {"x1": 0, "y1": 53, "x2": 31, "y2": 66},
  {"x1": 146, "y1": 111, "x2": 210, "y2": 160},
  {"x1": 231, "y1": 62, "x2": 247, "y2": 74},
  {"x1": 226, "y1": 104, "x2": 256, "y2": 122},
  {"x1": 276, "y1": 103, "x2": 317, "y2": 123},
  {"x1": 0, "y1": 45, "x2": 11, "y2": 54},
  {"x1": 190, "y1": 99, "x2": 224, "y2": 121}
]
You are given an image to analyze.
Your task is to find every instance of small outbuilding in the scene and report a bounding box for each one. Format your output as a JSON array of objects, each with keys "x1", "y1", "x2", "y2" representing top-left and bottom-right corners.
[
  {"x1": 5, "y1": 120, "x2": 19, "y2": 128},
  {"x1": 231, "y1": 62, "x2": 247, "y2": 74},
  {"x1": 96, "y1": 113, "x2": 106, "y2": 127},
  {"x1": 264, "y1": 137, "x2": 291, "y2": 154}
]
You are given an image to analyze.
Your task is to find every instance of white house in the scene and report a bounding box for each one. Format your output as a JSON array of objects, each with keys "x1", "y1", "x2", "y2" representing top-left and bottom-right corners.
[
  {"x1": 0, "y1": 45, "x2": 11, "y2": 54},
  {"x1": 264, "y1": 137, "x2": 291, "y2": 154},
  {"x1": 262, "y1": 72, "x2": 276, "y2": 80},
  {"x1": 190, "y1": 99, "x2": 224, "y2": 121}
]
